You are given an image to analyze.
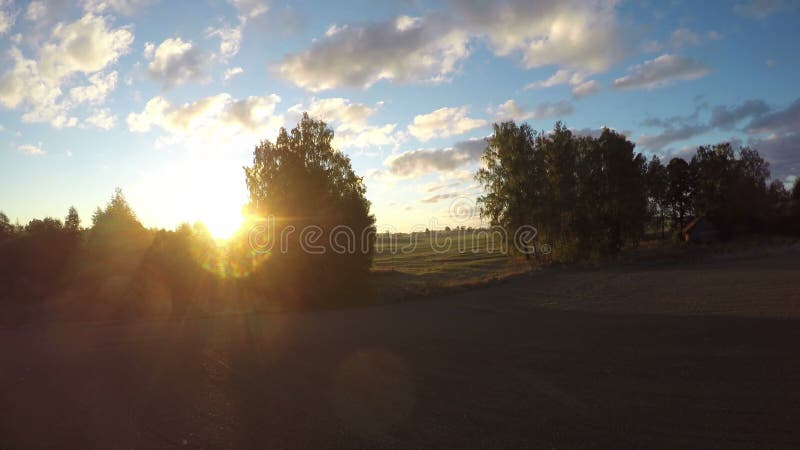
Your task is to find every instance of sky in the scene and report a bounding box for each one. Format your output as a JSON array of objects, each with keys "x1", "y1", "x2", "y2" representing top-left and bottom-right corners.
[{"x1": 1, "y1": 0, "x2": 799, "y2": 236}]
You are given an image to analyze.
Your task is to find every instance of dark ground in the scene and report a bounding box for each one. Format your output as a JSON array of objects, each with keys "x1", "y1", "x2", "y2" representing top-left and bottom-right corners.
[{"x1": 1, "y1": 255, "x2": 799, "y2": 449}]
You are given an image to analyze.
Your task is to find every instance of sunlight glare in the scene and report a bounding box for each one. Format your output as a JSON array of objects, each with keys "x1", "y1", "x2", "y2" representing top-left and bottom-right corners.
[{"x1": 201, "y1": 207, "x2": 244, "y2": 240}]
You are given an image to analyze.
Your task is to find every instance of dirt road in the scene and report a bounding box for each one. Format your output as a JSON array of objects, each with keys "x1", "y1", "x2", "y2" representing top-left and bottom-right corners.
[{"x1": 2, "y1": 256, "x2": 799, "y2": 449}]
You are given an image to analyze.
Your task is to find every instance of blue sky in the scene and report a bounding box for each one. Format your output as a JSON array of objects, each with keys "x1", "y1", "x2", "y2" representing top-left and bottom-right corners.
[{"x1": 1, "y1": 0, "x2": 799, "y2": 235}]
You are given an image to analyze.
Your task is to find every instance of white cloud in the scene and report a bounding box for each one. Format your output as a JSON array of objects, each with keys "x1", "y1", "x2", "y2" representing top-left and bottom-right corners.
[
  {"x1": 420, "y1": 192, "x2": 460, "y2": 204},
  {"x1": 384, "y1": 138, "x2": 486, "y2": 177},
  {"x1": 277, "y1": 1, "x2": 627, "y2": 92},
  {"x1": 69, "y1": 71, "x2": 118, "y2": 104},
  {"x1": 207, "y1": 25, "x2": 242, "y2": 59},
  {"x1": 145, "y1": 37, "x2": 205, "y2": 87},
  {"x1": 0, "y1": 0, "x2": 14, "y2": 35},
  {"x1": 18, "y1": 143, "x2": 44, "y2": 155},
  {"x1": 228, "y1": 0, "x2": 268, "y2": 20},
  {"x1": 0, "y1": 13, "x2": 131, "y2": 128},
  {"x1": 571, "y1": 80, "x2": 600, "y2": 98},
  {"x1": 532, "y1": 100, "x2": 574, "y2": 120},
  {"x1": 127, "y1": 93, "x2": 283, "y2": 149},
  {"x1": 292, "y1": 97, "x2": 376, "y2": 127},
  {"x1": 84, "y1": 0, "x2": 155, "y2": 16},
  {"x1": 613, "y1": 54, "x2": 710, "y2": 90},
  {"x1": 525, "y1": 69, "x2": 585, "y2": 90},
  {"x1": 39, "y1": 13, "x2": 134, "y2": 80},
  {"x1": 223, "y1": 66, "x2": 243, "y2": 80},
  {"x1": 84, "y1": 108, "x2": 116, "y2": 129},
  {"x1": 525, "y1": 69, "x2": 599, "y2": 98},
  {"x1": 453, "y1": 0, "x2": 627, "y2": 73},
  {"x1": 288, "y1": 97, "x2": 398, "y2": 149},
  {"x1": 25, "y1": 1, "x2": 47, "y2": 22},
  {"x1": 408, "y1": 106, "x2": 487, "y2": 142},
  {"x1": 275, "y1": 14, "x2": 469, "y2": 91},
  {"x1": 492, "y1": 99, "x2": 532, "y2": 122}
]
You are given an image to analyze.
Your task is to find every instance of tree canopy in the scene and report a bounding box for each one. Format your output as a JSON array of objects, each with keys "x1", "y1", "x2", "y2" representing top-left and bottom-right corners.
[
  {"x1": 477, "y1": 122, "x2": 647, "y2": 257},
  {"x1": 243, "y1": 113, "x2": 375, "y2": 299}
]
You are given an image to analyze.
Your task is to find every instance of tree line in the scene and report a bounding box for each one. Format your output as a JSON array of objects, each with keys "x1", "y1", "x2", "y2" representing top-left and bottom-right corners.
[
  {"x1": 0, "y1": 115, "x2": 375, "y2": 322},
  {"x1": 2, "y1": 116, "x2": 798, "y2": 321},
  {"x1": 477, "y1": 121, "x2": 800, "y2": 259}
]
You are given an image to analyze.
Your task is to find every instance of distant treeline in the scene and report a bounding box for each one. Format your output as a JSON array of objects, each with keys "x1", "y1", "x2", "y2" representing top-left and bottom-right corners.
[
  {"x1": 0, "y1": 189, "x2": 230, "y2": 322},
  {"x1": 477, "y1": 121, "x2": 800, "y2": 259}
]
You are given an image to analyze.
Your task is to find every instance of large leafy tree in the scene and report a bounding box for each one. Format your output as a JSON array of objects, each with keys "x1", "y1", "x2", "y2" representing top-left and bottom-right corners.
[
  {"x1": 666, "y1": 157, "x2": 694, "y2": 231},
  {"x1": 476, "y1": 121, "x2": 537, "y2": 233},
  {"x1": 243, "y1": 113, "x2": 375, "y2": 297},
  {"x1": 579, "y1": 129, "x2": 648, "y2": 253},
  {"x1": 689, "y1": 144, "x2": 771, "y2": 232},
  {"x1": 477, "y1": 122, "x2": 648, "y2": 257}
]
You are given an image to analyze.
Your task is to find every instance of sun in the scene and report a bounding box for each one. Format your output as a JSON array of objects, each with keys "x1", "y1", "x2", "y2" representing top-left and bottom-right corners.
[{"x1": 201, "y1": 208, "x2": 244, "y2": 240}]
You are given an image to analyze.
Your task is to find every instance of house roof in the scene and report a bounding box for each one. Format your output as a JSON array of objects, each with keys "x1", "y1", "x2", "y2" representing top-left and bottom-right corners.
[{"x1": 682, "y1": 216, "x2": 707, "y2": 235}]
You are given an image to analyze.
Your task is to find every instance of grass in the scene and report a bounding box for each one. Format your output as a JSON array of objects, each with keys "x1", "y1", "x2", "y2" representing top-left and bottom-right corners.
[{"x1": 369, "y1": 232, "x2": 532, "y2": 302}]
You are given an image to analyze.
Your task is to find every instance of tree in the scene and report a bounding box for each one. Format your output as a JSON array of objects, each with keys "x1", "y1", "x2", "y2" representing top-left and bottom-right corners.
[
  {"x1": 793, "y1": 178, "x2": 800, "y2": 202},
  {"x1": 666, "y1": 158, "x2": 693, "y2": 232},
  {"x1": 65, "y1": 206, "x2": 81, "y2": 235},
  {"x1": 0, "y1": 212, "x2": 13, "y2": 241},
  {"x1": 645, "y1": 156, "x2": 668, "y2": 238},
  {"x1": 476, "y1": 121, "x2": 536, "y2": 232},
  {"x1": 243, "y1": 113, "x2": 375, "y2": 299},
  {"x1": 477, "y1": 121, "x2": 648, "y2": 258},
  {"x1": 574, "y1": 129, "x2": 647, "y2": 253},
  {"x1": 92, "y1": 188, "x2": 139, "y2": 229},
  {"x1": 476, "y1": 121, "x2": 544, "y2": 257}
]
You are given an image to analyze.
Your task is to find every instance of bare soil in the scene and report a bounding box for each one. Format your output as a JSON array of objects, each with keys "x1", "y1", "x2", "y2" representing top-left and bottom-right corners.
[{"x1": 1, "y1": 252, "x2": 799, "y2": 449}]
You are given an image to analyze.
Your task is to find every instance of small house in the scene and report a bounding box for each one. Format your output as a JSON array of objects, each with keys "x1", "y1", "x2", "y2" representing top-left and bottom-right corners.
[{"x1": 682, "y1": 216, "x2": 720, "y2": 243}]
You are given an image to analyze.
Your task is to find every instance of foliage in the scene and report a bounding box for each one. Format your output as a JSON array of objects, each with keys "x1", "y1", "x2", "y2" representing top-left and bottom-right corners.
[
  {"x1": 665, "y1": 157, "x2": 694, "y2": 232},
  {"x1": 0, "y1": 212, "x2": 14, "y2": 241},
  {"x1": 645, "y1": 156, "x2": 669, "y2": 237},
  {"x1": 243, "y1": 113, "x2": 376, "y2": 302},
  {"x1": 477, "y1": 122, "x2": 648, "y2": 258},
  {"x1": 478, "y1": 120, "x2": 796, "y2": 255},
  {"x1": 91, "y1": 188, "x2": 141, "y2": 230},
  {"x1": 65, "y1": 206, "x2": 81, "y2": 235}
]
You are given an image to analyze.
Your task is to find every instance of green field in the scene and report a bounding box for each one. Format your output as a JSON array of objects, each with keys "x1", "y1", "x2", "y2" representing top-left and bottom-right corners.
[{"x1": 371, "y1": 232, "x2": 530, "y2": 290}]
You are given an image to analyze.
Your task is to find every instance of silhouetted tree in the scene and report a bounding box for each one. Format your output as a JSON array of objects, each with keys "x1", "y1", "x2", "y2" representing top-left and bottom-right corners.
[
  {"x1": 575, "y1": 129, "x2": 648, "y2": 253},
  {"x1": 478, "y1": 121, "x2": 648, "y2": 257},
  {"x1": 645, "y1": 156, "x2": 669, "y2": 238},
  {"x1": 0, "y1": 212, "x2": 13, "y2": 241},
  {"x1": 65, "y1": 206, "x2": 81, "y2": 235},
  {"x1": 790, "y1": 178, "x2": 800, "y2": 218},
  {"x1": 689, "y1": 144, "x2": 771, "y2": 234},
  {"x1": 243, "y1": 113, "x2": 375, "y2": 302},
  {"x1": 793, "y1": 178, "x2": 800, "y2": 202},
  {"x1": 666, "y1": 158, "x2": 694, "y2": 232},
  {"x1": 92, "y1": 188, "x2": 140, "y2": 229}
]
